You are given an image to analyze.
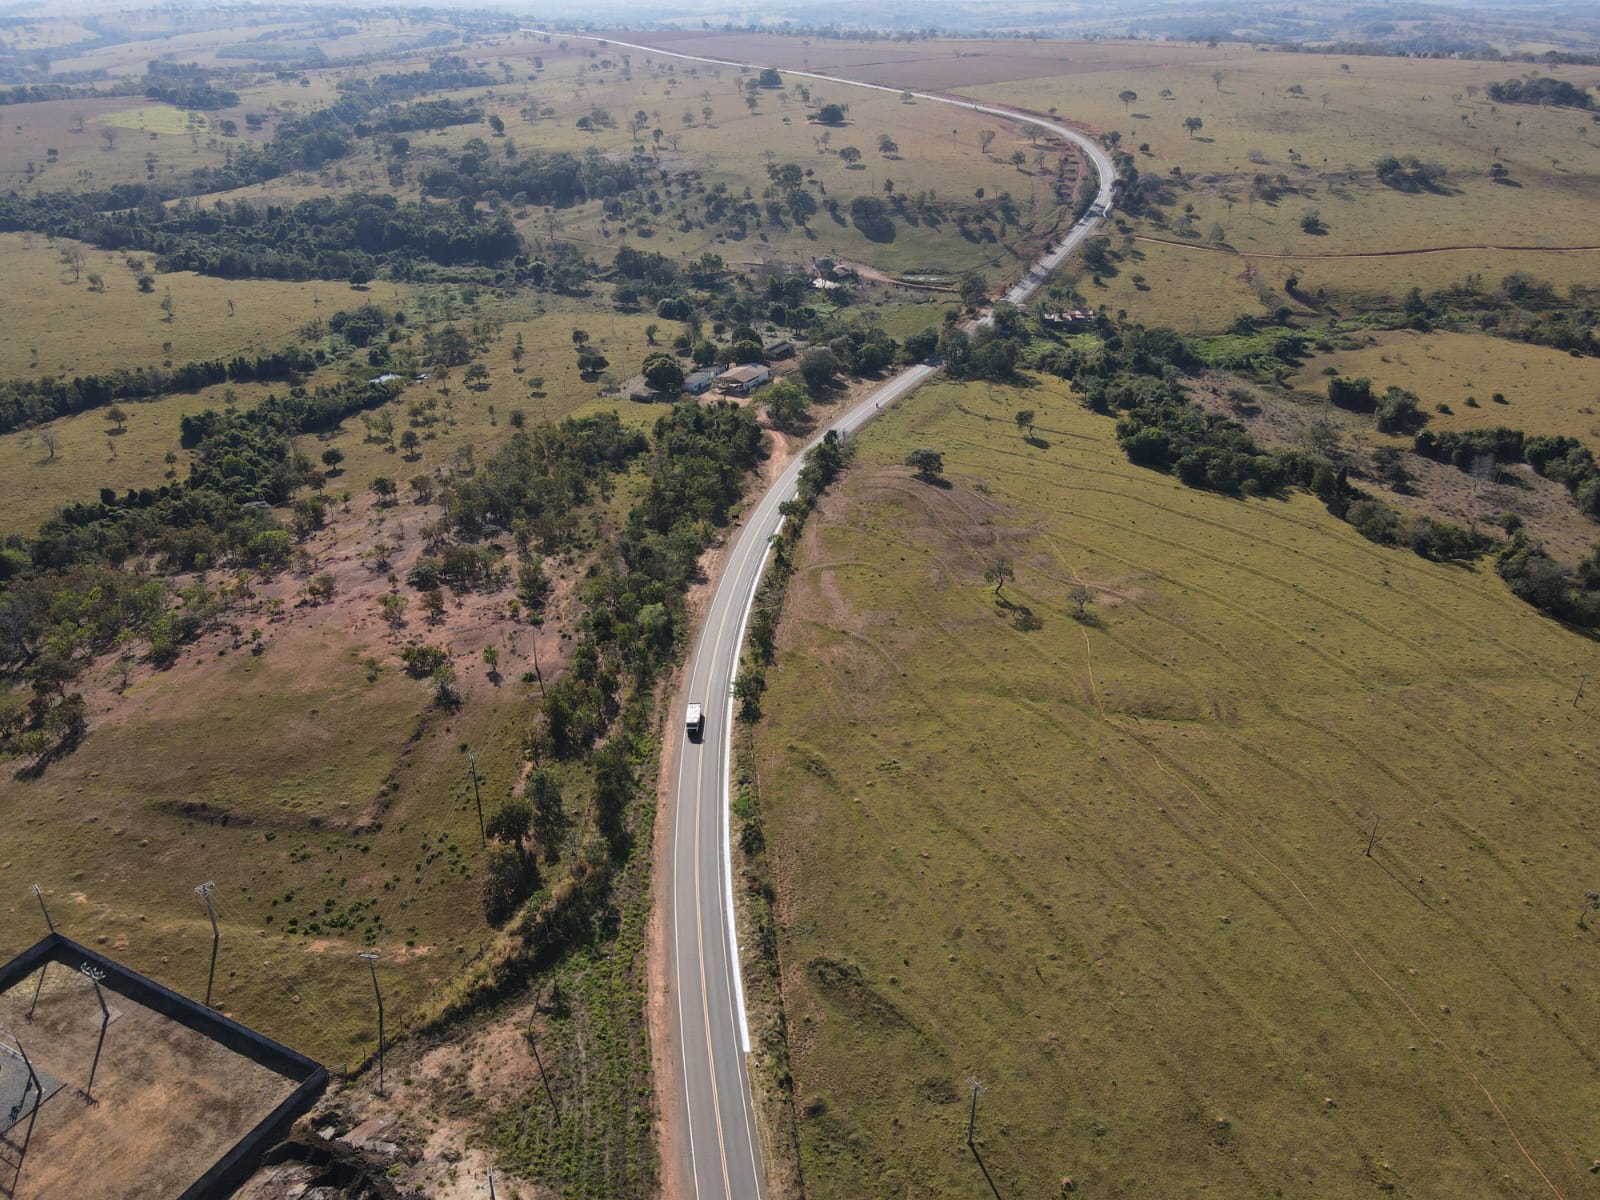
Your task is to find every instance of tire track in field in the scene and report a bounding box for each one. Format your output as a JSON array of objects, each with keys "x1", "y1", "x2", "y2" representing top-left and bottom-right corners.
[
  {"x1": 945, "y1": 423, "x2": 1576, "y2": 694},
  {"x1": 987, "y1": 463, "x2": 1600, "y2": 865},
  {"x1": 1116, "y1": 724, "x2": 1568, "y2": 1200},
  {"x1": 800, "y1": 534, "x2": 1440, "y2": 1158},
  {"x1": 785, "y1": 555, "x2": 1379, "y2": 1195},
  {"x1": 956, "y1": 436, "x2": 1599, "y2": 778},
  {"x1": 1015, "y1": 547, "x2": 1600, "y2": 1098},
  {"x1": 857, "y1": 466, "x2": 1583, "y2": 1193}
]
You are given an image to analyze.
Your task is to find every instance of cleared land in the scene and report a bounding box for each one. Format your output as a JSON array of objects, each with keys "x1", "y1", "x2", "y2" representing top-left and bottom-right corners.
[
  {"x1": 754, "y1": 375, "x2": 1600, "y2": 1199},
  {"x1": 0, "y1": 964, "x2": 295, "y2": 1199}
]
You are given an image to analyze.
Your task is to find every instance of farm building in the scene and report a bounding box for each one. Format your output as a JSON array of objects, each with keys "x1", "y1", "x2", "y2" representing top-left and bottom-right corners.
[
  {"x1": 762, "y1": 338, "x2": 795, "y2": 360},
  {"x1": 715, "y1": 365, "x2": 771, "y2": 394},
  {"x1": 1042, "y1": 309, "x2": 1096, "y2": 329},
  {"x1": 684, "y1": 368, "x2": 719, "y2": 395}
]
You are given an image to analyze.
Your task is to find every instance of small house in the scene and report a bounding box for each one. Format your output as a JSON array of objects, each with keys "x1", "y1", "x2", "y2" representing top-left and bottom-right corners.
[
  {"x1": 714, "y1": 365, "x2": 771, "y2": 394},
  {"x1": 685, "y1": 368, "x2": 719, "y2": 395},
  {"x1": 762, "y1": 338, "x2": 795, "y2": 360}
]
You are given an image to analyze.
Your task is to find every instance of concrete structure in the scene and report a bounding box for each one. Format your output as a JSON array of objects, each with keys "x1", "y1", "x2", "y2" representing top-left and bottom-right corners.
[{"x1": 685, "y1": 367, "x2": 719, "y2": 395}]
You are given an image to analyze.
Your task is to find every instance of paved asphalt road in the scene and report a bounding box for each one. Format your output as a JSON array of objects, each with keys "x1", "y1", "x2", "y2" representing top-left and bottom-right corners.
[{"x1": 532, "y1": 28, "x2": 1115, "y2": 1199}]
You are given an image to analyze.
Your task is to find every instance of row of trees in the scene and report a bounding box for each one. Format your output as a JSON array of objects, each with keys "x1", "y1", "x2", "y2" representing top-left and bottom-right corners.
[{"x1": 0, "y1": 346, "x2": 314, "y2": 435}]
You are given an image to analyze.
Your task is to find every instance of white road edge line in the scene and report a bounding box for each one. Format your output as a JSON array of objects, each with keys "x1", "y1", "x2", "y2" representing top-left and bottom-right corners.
[{"x1": 721, "y1": 524, "x2": 779, "y2": 1054}]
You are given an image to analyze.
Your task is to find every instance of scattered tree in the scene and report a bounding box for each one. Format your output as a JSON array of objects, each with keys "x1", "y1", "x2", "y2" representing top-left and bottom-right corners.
[
  {"x1": 380, "y1": 592, "x2": 408, "y2": 631},
  {"x1": 1118, "y1": 89, "x2": 1138, "y2": 111},
  {"x1": 1183, "y1": 116, "x2": 1204, "y2": 138}
]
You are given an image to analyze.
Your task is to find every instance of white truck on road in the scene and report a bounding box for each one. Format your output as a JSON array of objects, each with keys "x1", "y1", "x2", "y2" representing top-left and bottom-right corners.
[{"x1": 685, "y1": 702, "x2": 705, "y2": 741}]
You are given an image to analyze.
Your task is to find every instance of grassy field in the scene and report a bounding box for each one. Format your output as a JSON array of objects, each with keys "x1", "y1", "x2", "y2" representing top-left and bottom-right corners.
[
  {"x1": 0, "y1": 96, "x2": 242, "y2": 194},
  {"x1": 1288, "y1": 328, "x2": 1600, "y2": 445},
  {"x1": 0, "y1": 235, "x2": 350, "y2": 379},
  {"x1": 753, "y1": 374, "x2": 1600, "y2": 1198}
]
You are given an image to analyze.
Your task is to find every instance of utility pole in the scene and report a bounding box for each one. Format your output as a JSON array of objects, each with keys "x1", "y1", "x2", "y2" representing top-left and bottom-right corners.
[
  {"x1": 25, "y1": 887, "x2": 52, "y2": 1022},
  {"x1": 468, "y1": 753, "x2": 486, "y2": 845},
  {"x1": 31, "y1": 883, "x2": 54, "y2": 933},
  {"x1": 966, "y1": 1076, "x2": 985, "y2": 1146},
  {"x1": 1, "y1": 1031, "x2": 44, "y2": 1194},
  {"x1": 359, "y1": 952, "x2": 385, "y2": 1096},
  {"x1": 1365, "y1": 815, "x2": 1381, "y2": 857},
  {"x1": 525, "y1": 1009, "x2": 561, "y2": 1124},
  {"x1": 80, "y1": 964, "x2": 110, "y2": 1104},
  {"x1": 195, "y1": 881, "x2": 220, "y2": 1008}
]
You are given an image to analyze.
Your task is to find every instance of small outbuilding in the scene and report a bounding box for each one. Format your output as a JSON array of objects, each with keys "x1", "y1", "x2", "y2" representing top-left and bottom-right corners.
[
  {"x1": 685, "y1": 368, "x2": 719, "y2": 395},
  {"x1": 762, "y1": 338, "x2": 795, "y2": 360},
  {"x1": 714, "y1": 364, "x2": 771, "y2": 394}
]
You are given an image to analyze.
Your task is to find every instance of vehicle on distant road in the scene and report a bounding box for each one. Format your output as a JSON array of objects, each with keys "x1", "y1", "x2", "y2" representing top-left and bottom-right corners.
[{"x1": 686, "y1": 702, "x2": 705, "y2": 741}]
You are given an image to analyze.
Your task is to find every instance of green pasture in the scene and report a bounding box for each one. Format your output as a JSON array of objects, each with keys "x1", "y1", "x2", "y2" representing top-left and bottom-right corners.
[{"x1": 755, "y1": 373, "x2": 1600, "y2": 1199}]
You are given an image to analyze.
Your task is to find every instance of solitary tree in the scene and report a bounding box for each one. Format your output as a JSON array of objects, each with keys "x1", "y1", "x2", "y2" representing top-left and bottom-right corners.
[
  {"x1": 100, "y1": 126, "x2": 118, "y2": 150},
  {"x1": 985, "y1": 556, "x2": 1015, "y2": 598},
  {"x1": 877, "y1": 133, "x2": 898, "y2": 156},
  {"x1": 1184, "y1": 116, "x2": 1204, "y2": 138},
  {"x1": 1118, "y1": 89, "x2": 1138, "y2": 111},
  {"x1": 1069, "y1": 583, "x2": 1094, "y2": 618},
  {"x1": 1015, "y1": 409, "x2": 1035, "y2": 437},
  {"x1": 838, "y1": 145, "x2": 862, "y2": 166},
  {"x1": 978, "y1": 128, "x2": 997, "y2": 154},
  {"x1": 107, "y1": 405, "x2": 127, "y2": 433},
  {"x1": 370, "y1": 475, "x2": 398, "y2": 505},
  {"x1": 905, "y1": 448, "x2": 944, "y2": 482},
  {"x1": 399, "y1": 429, "x2": 421, "y2": 457},
  {"x1": 322, "y1": 447, "x2": 345, "y2": 471}
]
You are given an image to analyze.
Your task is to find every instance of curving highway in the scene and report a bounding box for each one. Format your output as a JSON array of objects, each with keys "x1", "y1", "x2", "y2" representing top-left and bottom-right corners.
[{"x1": 529, "y1": 28, "x2": 1115, "y2": 1200}]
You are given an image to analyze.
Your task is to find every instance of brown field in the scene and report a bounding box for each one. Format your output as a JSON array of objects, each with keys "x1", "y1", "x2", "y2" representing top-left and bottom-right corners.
[{"x1": 0, "y1": 962, "x2": 297, "y2": 1199}]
